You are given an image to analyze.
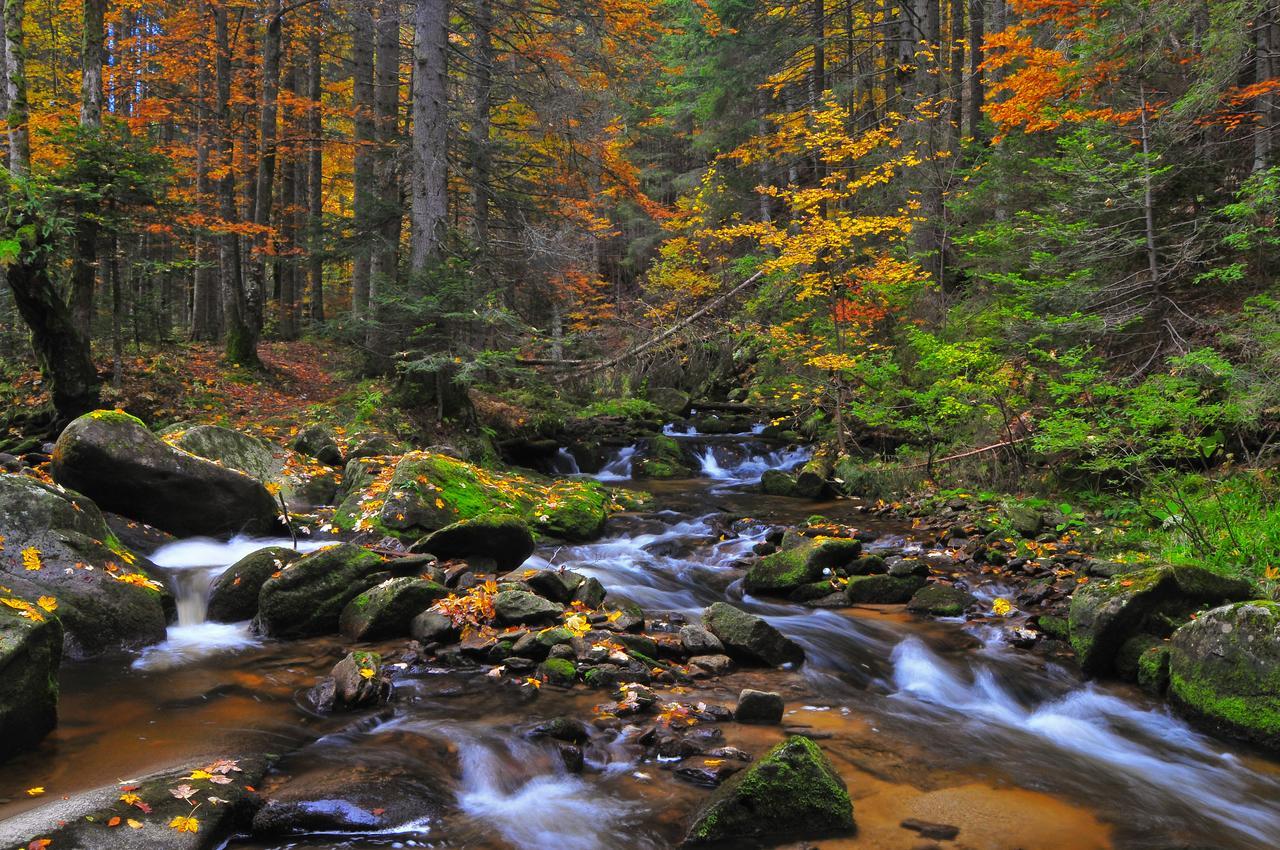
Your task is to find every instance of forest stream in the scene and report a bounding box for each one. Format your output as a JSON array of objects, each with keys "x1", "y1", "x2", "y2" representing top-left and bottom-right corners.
[{"x1": 1, "y1": 430, "x2": 1279, "y2": 850}]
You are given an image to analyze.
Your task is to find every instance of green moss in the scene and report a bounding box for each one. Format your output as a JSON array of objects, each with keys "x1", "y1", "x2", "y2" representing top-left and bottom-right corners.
[
  {"x1": 1170, "y1": 672, "x2": 1280, "y2": 739},
  {"x1": 85, "y1": 409, "x2": 147, "y2": 427},
  {"x1": 538, "y1": 657, "x2": 577, "y2": 685}
]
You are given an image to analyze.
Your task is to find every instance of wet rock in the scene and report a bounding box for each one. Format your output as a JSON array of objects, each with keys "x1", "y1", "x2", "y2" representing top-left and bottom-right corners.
[
  {"x1": 0, "y1": 601, "x2": 62, "y2": 759},
  {"x1": 0, "y1": 473, "x2": 171, "y2": 656},
  {"x1": 558, "y1": 743, "x2": 585, "y2": 773},
  {"x1": 494, "y1": 590, "x2": 564, "y2": 626},
  {"x1": 845, "y1": 573, "x2": 926, "y2": 604},
  {"x1": 901, "y1": 818, "x2": 960, "y2": 841},
  {"x1": 1068, "y1": 564, "x2": 1252, "y2": 676},
  {"x1": 760, "y1": 469, "x2": 799, "y2": 497},
  {"x1": 339, "y1": 576, "x2": 450, "y2": 640},
  {"x1": 680, "y1": 624, "x2": 725, "y2": 656},
  {"x1": 745, "y1": 532, "x2": 862, "y2": 596},
  {"x1": 574, "y1": 576, "x2": 608, "y2": 608},
  {"x1": 330, "y1": 650, "x2": 392, "y2": 708},
  {"x1": 52, "y1": 410, "x2": 280, "y2": 537},
  {"x1": 683, "y1": 735, "x2": 855, "y2": 846},
  {"x1": 410, "y1": 609, "x2": 460, "y2": 645},
  {"x1": 6, "y1": 756, "x2": 269, "y2": 850},
  {"x1": 735, "y1": 689, "x2": 784, "y2": 725},
  {"x1": 208, "y1": 546, "x2": 301, "y2": 623},
  {"x1": 703, "y1": 602, "x2": 803, "y2": 667},
  {"x1": 686, "y1": 655, "x2": 737, "y2": 675},
  {"x1": 676, "y1": 760, "x2": 744, "y2": 788},
  {"x1": 1169, "y1": 600, "x2": 1280, "y2": 750},
  {"x1": 527, "y1": 716, "x2": 591, "y2": 744},
  {"x1": 888, "y1": 557, "x2": 929, "y2": 578},
  {"x1": 634, "y1": 435, "x2": 697, "y2": 479},
  {"x1": 907, "y1": 584, "x2": 977, "y2": 617},
  {"x1": 522, "y1": 569, "x2": 585, "y2": 603},
  {"x1": 538, "y1": 657, "x2": 578, "y2": 686},
  {"x1": 291, "y1": 424, "x2": 343, "y2": 466},
  {"x1": 257, "y1": 544, "x2": 387, "y2": 638},
  {"x1": 414, "y1": 515, "x2": 535, "y2": 572}
]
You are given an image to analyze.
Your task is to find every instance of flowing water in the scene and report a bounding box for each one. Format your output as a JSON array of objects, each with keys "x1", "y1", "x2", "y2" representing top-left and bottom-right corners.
[{"x1": 2, "y1": 439, "x2": 1280, "y2": 849}]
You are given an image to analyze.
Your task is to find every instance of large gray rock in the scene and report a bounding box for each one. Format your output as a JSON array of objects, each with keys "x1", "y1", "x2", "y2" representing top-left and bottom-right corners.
[
  {"x1": 207, "y1": 546, "x2": 301, "y2": 623},
  {"x1": 0, "y1": 599, "x2": 62, "y2": 759},
  {"x1": 1169, "y1": 600, "x2": 1280, "y2": 751},
  {"x1": 52, "y1": 410, "x2": 281, "y2": 537},
  {"x1": 702, "y1": 602, "x2": 804, "y2": 667},
  {"x1": 1069, "y1": 564, "x2": 1252, "y2": 676},
  {"x1": 170, "y1": 423, "x2": 338, "y2": 509},
  {"x1": 338, "y1": 576, "x2": 449, "y2": 640},
  {"x1": 0, "y1": 473, "x2": 171, "y2": 657},
  {"x1": 415, "y1": 515, "x2": 535, "y2": 572},
  {"x1": 683, "y1": 736, "x2": 854, "y2": 846},
  {"x1": 257, "y1": 544, "x2": 387, "y2": 638},
  {"x1": 493, "y1": 590, "x2": 563, "y2": 626}
]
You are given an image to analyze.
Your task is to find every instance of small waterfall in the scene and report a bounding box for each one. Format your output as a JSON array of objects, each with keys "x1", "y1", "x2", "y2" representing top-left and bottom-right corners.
[
  {"x1": 592, "y1": 445, "x2": 637, "y2": 481},
  {"x1": 662, "y1": 423, "x2": 698, "y2": 436},
  {"x1": 696, "y1": 446, "x2": 729, "y2": 479},
  {"x1": 550, "y1": 447, "x2": 581, "y2": 475},
  {"x1": 694, "y1": 442, "x2": 812, "y2": 485}
]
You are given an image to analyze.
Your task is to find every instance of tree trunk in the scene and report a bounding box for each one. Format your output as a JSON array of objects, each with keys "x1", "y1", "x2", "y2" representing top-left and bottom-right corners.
[
  {"x1": 350, "y1": 0, "x2": 374, "y2": 318},
  {"x1": 246, "y1": 0, "x2": 283, "y2": 358},
  {"x1": 410, "y1": 0, "x2": 448, "y2": 274},
  {"x1": 307, "y1": 21, "x2": 324, "y2": 324},
  {"x1": 948, "y1": 0, "x2": 963, "y2": 153},
  {"x1": 470, "y1": 0, "x2": 493, "y2": 250},
  {"x1": 3, "y1": 0, "x2": 28, "y2": 176},
  {"x1": 968, "y1": 0, "x2": 984, "y2": 142},
  {"x1": 192, "y1": 10, "x2": 221, "y2": 340},
  {"x1": 1254, "y1": 2, "x2": 1275, "y2": 173},
  {"x1": 366, "y1": 0, "x2": 400, "y2": 360}
]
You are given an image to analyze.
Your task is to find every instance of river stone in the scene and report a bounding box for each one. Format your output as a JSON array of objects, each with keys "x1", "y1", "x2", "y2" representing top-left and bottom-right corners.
[
  {"x1": 703, "y1": 602, "x2": 804, "y2": 667},
  {"x1": 574, "y1": 576, "x2": 607, "y2": 608},
  {"x1": 207, "y1": 546, "x2": 302, "y2": 623},
  {"x1": 51, "y1": 410, "x2": 281, "y2": 537},
  {"x1": 411, "y1": 609, "x2": 460, "y2": 645},
  {"x1": 0, "y1": 473, "x2": 171, "y2": 657},
  {"x1": 760, "y1": 469, "x2": 798, "y2": 497},
  {"x1": 1168, "y1": 600, "x2": 1280, "y2": 750},
  {"x1": 416, "y1": 515, "x2": 535, "y2": 572},
  {"x1": 339, "y1": 576, "x2": 450, "y2": 640},
  {"x1": 291, "y1": 424, "x2": 343, "y2": 466},
  {"x1": 1, "y1": 755, "x2": 270, "y2": 850},
  {"x1": 680, "y1": 625, "x2": 725, "y2": 655},
  {"x1": 257, "y1": 543, "x2": 387, "y2": 638},
  {"x1": 494, "y1": 590, "x2": 563, "y2": 626},
  {"x1": 907, "y1": 584, "x2": 978, "y2": 617},
  {"x1": 735, "y1": 689, "x2": 784, "y2": 724},
  {"x1": 331, "y1": 650, "x2": 391, "y2": 708},
  {"x1": 744, "y1": 532, "x2": 861, "y2": 596},
  {"x1": 683, "y1": 735, "x2": 854, "y2": 846},
  {"x1": 845, "y1": 573, "x2": 926, "y2": 604},
  {"x1": 1068, "y1": 564, "x2": 1252, "y2": 676},
  {"x1": 522, "y1": 569, "x2": 585, "y2": 603},
  {"x1": 169, "y1": 423, "x2": 338, "y2": 510},
  {"x1": 539, "y1": 657, "x2": 578, "y2": 686},
  {"x1": 0, "y1": 601, "x2": 62, "y2": 759}
]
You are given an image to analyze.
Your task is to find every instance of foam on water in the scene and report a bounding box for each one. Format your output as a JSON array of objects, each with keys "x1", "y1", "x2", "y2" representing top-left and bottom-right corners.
[{"x1": 592, "y1": 445, "x2": 637, "y2": 481}]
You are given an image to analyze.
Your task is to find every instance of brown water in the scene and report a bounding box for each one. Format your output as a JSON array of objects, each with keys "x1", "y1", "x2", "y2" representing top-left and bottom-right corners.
[{"x1": 3, "y1": 443, "x2": 1280, "y2": 850}]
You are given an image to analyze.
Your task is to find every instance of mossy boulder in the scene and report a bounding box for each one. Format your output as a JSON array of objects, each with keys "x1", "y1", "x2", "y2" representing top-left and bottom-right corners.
[
  {"x1": 493, "y1": 590, "x2": 564, "y2": 626},
  {"x1": 257, "y1": 544, "x2": 387, "y2": 638},
  {"x1": 415, "y1": 515, "x2": 534, "y2": 571},
  {"x1": 760, "y1": 469, "x2": 798, "y2": 497},
  {"x1": 51, "y1": 410, "x2": 281, "y2": 537},
  {"x1": 291, "y1": 424, "x2": 343, "y2": 466},
  {"x1": 168, "y1": 424, "x2": 338, "y2": 510},
  {"x1": 683, "y1": 735, "x2": 854, "y2": 846},
  {"x1": 647, "y1": 387, "x2": 691, "y2": 416},
  {"x1": 1068, "y1": 564, "x2": 1252, "y2": 676},
  {"x1": 845, "y1": 573, "x2": 926, "y2": 604},
  {"x1": 703, "y1": 602, "x2": 804, "y2": 667},
  {"x1": 538, "y1": 657, "x2": 578, "y2": 686},
  {"x1": 334, "y1": 451, "x2": 609, "y2": 542},
  {"x1": 0, "y1": 601, "x2": 62, "y2": 759},
  {"x1": 907, "y1": 584, "x2": 977, "y2": 617},
  {"x1": 745, "y1": 533, "x2": 862, "y2": 596},
  {"x1": 339, "y1": 576, "x2": 450, "y2": 640},
  {"x1": 207, "y1": 546, "x2": 301, "y2": 623},
  {"x1": 634, "y1": 435, "x2": 696, "y2": 480},
  {"x1": 1168, "y1": 600, "x2": 1280, "y2": 751},
  {"x1": 0, "y1": 473, "x2": 171, "y2": 657}
]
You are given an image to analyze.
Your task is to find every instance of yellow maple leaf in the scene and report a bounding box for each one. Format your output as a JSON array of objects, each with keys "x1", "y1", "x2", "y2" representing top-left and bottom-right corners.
[
  {"x1": 21, "y1": 548, "x2": 42, "y2": 571},
  {"x1": 358, "y1": 666, "x2": 375, "y2": 680},
  {"x1": 26, "y1": 786, "x2": 44, "y2": 797},
  {"x1": 992, "y1": 598, "x2": 1013, "y2": 617},
  {"x1": 169, "y1": 815, "x2": 199, "y2": 833},
  {"x1": 126, "y1": 818, "x2": 143, "y2": 829},
  {"x1": 188, "y1": 769, "x2": 215, "y2": 780},
  {"x1": 36, "y1": 596, "x2": 56, "y2": 613}
]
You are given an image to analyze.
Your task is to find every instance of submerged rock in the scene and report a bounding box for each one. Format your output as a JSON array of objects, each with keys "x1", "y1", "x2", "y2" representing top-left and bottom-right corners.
[
  {"x1": 1068, "y1": 564, "x2": 1252, "y2": 676},
  {"x1": 0, "y1": 600, "x2": 62, "y2": 759},
  {"x1": 257, "y1": 544, "x2": 386, "y2": 638},
  {"x1": 1169, "y1": 600, "x2": 1280, "y2": 751},
  {"x1": 734, "y1": 689, "x2": 784, "y2": 725},
  {"x1": 683, "y1": 735, "x2": 854, "y2": 846},
  {"x1": 51, "y1": 410, "x2": 281, "y2": 537},
  {"x1": 207, "y1": 546, "x2": 301, "y2": 623},
  {"x1": 0, "y1": 473, "x2": 170, "y2": 656},
  {"x1": 702, "y1": 602, "x2": 803, "y2": 667}
]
